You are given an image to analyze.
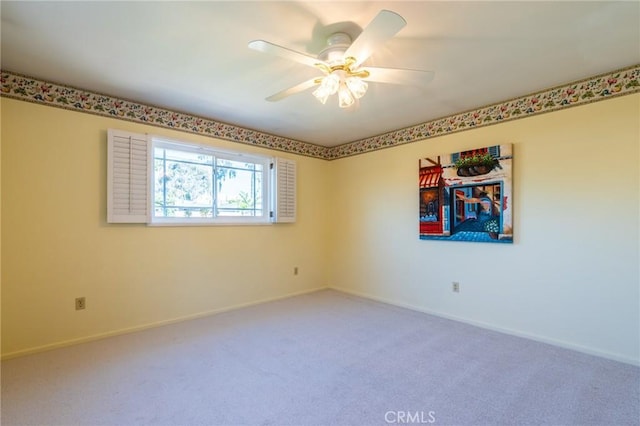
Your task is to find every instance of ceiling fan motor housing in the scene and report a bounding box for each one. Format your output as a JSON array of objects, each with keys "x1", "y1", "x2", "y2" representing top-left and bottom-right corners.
[{"x1": 319, "y1": 32, "x2": 352, "y2": 64}]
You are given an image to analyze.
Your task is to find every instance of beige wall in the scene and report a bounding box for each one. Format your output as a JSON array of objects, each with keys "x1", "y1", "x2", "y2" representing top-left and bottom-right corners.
[
  {"x1": 1, "y1": 98, "x2": 329, "y2": 357},
  {"x1": 2, "y1": 94, "x2": 639, "y2": 365},
  {"x1": 327, "y1": 94, "x2": 640, "y2": 365}
]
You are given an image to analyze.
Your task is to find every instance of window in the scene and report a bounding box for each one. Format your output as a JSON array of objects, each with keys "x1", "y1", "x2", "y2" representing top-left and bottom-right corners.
[
  {"x1": 152, "y1": 140, "x2": 269, "y2": 224},
  {"x1": 107, "y1": 129, "x2": 295, "y2": 225}
]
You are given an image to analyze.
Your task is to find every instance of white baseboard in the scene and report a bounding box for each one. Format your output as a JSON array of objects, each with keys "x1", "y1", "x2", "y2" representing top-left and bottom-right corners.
[
  {"x1": 1, "y1": 286, "x2": 327, "y2": 360},
  {"x1": 7, "y1": 285, "x2": 637, "y2": 367},
  {"x1": 329, "y1": 285, "x2": 640, "y2": 367}
]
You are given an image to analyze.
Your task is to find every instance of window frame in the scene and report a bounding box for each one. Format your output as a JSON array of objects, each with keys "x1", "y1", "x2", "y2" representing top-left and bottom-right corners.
[{"x1": 149, "y1": 137, "x2": 271, "y2": 226}]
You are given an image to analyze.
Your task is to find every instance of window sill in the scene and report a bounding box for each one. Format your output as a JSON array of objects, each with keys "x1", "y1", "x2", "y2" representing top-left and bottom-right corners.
[{"x1": 147, "y1": 219, "x2": 272, "y2": 227}]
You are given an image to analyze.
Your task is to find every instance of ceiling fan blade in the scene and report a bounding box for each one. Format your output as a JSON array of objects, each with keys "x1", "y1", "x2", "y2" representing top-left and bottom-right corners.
[
  {"x1": 249, "y1": 40, "x2": 326, "y2": 69},
  {"x1": 266, "y1": 78, "x2": 319, "y2": 102},
  {"x1": 344, "y1": 10, "x2": 407, "y2": 68},
  {"x1": 364, "y1": 67, "x2": 435, "y2": 87}
]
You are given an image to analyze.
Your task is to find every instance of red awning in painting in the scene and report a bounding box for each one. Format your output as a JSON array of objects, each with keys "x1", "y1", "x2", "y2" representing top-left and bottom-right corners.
[{"x1": 419, "y1": 166, "x2": 442, "y2": 188}]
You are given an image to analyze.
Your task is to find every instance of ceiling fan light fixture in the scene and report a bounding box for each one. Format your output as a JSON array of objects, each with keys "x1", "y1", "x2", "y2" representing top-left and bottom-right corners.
[{"x1": 313, "y1": 69, "x2": 366, "y2": 108}]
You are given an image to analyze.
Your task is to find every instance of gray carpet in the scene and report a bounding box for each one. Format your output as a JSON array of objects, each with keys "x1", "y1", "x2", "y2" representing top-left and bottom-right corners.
[{"x1": 1, "y1": 289, "x2": 638, "y2": 426}]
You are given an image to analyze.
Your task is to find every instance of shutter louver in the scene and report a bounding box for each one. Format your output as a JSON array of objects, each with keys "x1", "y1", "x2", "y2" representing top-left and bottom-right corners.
[
  {"x1": 273, "y1": 158, "x2": 296, "y2": 223},
  {"x1": 107, "y1": 129, "x2": 149, "y2": 223}
]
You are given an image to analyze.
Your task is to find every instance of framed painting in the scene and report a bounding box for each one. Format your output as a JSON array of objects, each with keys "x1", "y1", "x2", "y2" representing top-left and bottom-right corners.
[{"x1": 419, "y1": 144, "x2": 513, "y2": 243}]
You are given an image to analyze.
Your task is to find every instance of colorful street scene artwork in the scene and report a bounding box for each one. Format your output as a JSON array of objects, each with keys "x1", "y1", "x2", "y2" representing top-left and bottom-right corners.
[{"x1": 419, "y1": 144, "x2": 513, "y2": 243}]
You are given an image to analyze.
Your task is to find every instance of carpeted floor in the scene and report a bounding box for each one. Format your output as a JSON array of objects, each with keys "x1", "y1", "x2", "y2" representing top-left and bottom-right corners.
[{"x1": 1, "y1": 289, "x2": 638, "y2": 425}]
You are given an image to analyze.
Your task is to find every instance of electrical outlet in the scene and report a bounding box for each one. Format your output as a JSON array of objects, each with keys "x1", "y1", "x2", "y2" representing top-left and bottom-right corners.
[
  {"x1": 75, "y1": 297, "x2": 86, "y2": 310},
  {"x1": 452, "y1": 282, "x2": 460, "y2": 293},
  {"x1": 294, "y1": 267, "x2": 299, "y2": 275}
]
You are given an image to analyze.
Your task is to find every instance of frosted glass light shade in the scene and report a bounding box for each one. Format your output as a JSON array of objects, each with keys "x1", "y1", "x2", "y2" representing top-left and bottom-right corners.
[
  {"x1": 346, "y1": 77, "x2": 368, "y2": 99},
  {"x1": 312, "y1": 74, "x2": 340, "y2": 104},
  {"x1": 338, "y1": 85, "x2": 355, "y2": 108}
]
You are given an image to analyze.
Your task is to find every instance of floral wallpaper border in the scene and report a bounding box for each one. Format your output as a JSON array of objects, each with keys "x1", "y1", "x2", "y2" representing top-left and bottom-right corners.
[
  {"x1": 0, "y1": 71, "x2": 329, "y2": 159},
  {"x1": 2, "y1": 64, "x2": 639, "y2": 161},
  {"x1": 327, "y1": 64, "x2": 640, "y2": 159}
]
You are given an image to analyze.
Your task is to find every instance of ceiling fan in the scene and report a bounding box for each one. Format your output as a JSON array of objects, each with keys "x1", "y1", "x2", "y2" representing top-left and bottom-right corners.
[{"x1": 248, "y1": 10, "x2": 435, "y2": 108}]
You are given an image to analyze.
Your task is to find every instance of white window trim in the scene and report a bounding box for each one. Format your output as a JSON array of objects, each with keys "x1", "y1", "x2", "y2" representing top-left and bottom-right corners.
[{"x1": 150, "y1": 137, "x2": 271, "y2": 226}]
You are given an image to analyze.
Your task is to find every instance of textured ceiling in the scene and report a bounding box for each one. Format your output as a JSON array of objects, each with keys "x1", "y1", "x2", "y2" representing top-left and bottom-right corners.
[{"x1": 1, "y1": 1, "x2": 639, "y2": 147}]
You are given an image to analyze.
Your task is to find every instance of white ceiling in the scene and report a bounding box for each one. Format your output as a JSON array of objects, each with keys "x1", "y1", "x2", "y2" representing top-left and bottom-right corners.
[{"x1": 2, "y1": 1, "x2": 639, "y2": 147}]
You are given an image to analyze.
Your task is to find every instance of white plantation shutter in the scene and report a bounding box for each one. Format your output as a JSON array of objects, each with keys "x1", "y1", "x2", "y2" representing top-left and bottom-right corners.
[
  {"x1": 107, "y1": 129, "x2": 150, "y2": 223},
  {"x1": 272, "y1": 158, "x2": 296, "y2": 223}
]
